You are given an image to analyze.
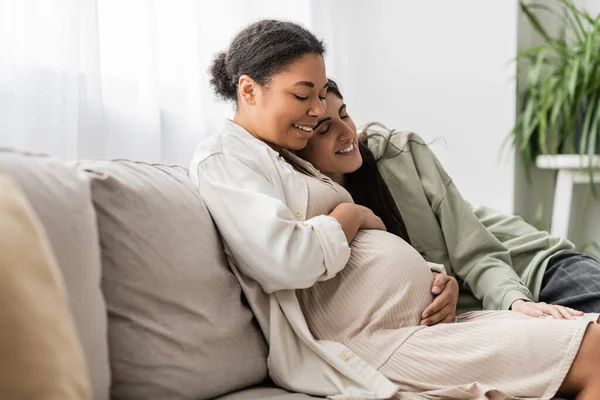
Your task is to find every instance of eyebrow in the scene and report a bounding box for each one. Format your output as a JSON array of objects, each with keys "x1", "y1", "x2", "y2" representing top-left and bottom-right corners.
[{"x1": 293, "y1": 81, "x2": 329, "y2": 89}]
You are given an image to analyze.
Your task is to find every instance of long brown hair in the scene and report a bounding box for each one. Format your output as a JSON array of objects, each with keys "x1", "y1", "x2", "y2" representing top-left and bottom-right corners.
[{"x1": 327, "y1": 79, "x2": 412, "y2": 244}]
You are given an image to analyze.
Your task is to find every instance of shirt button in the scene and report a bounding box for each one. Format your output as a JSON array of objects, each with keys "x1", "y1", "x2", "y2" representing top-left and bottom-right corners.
[
  {"x1": 340, "y1": 351, "x2": 350, "y2": 361},
  {"x1": 294, "y1": 210, "x2": 302, "y2": 218}
]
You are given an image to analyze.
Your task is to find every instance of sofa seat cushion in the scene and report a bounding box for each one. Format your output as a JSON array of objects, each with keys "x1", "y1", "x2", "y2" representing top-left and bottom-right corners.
[
  {"x1": 217, "y1": 386, "x2": 322, "y2": 400},
  {"x1": 78, "y1": 160, "x2": 268, "y2": 399}
]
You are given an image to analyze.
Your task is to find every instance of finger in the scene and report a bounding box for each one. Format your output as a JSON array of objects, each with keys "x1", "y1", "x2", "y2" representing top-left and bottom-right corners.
[
  {"x1": 431, "y1": 275, "x2": 449, "y2": 295},
  {"x1": 542, "y1": 304, "x2": 565, "y2": 319},
  {"x1": 442, "y1": 313, "x2": 456, "y2": 324},
  {"x1": 421, "y1": 297, "x2": 449, "y2": 319},
  {"x1": 420, "y1": 308, "x2": 449, "y2": 326},
  {"x1": 566, "y1": 307, "x2": 584, "y2": 316},
  {"x1": 518, "y1": 303, "x2": 543, "y2": 317},
  {"x1": 556, "y1": 306, "x2": 575, "y2": 320}
]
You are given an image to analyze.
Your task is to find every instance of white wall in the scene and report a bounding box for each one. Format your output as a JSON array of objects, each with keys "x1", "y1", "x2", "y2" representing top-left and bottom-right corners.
[{"x1": 312, "y1": 0, "x2": 518, "y2": 213}]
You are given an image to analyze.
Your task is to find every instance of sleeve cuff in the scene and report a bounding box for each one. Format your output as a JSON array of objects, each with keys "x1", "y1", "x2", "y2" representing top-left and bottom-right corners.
[
  {"x1": 427, "y1": 262, "x2": 447, "y2": 275},
  {"x1": 304, "y1": 215, "x2": 351, "y2": 279}
]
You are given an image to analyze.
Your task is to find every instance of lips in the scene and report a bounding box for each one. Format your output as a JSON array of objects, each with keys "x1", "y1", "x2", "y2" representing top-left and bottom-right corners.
[
  {"x1": 292, "y1": 123, "x2": 314, "y2": 132},
  {"x1": 291, "y1": 124, "x2": 314, "y2": 139},
  {"x1": 335, "y1": 141, "x2": 356, "y2": 155}
]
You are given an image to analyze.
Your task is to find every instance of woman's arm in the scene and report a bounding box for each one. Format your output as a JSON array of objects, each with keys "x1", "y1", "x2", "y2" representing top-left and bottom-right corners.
[
  {"x1": 377, "y1": 130, "x2": 533, "y2": 310},
  {"x1": 195, "y1": 153, "x2": 352, "y2": 294},
  {"x1": 430, "y1": 164, "x2": 579, "y2": 318}
]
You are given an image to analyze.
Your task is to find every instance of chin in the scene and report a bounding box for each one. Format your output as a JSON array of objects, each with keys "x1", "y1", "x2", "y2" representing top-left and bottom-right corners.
[
  {"x1": 335, "y1": 157, "x2": 362, "y2": 175},
  {"x1": 348, "y1": 155, "x2": 363, "y2": 173}
]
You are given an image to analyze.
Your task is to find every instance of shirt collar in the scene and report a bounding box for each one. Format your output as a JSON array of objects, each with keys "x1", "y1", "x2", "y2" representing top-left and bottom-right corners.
[{"x1": 220, "y1": 119, "x2": 280, "y2": 157}]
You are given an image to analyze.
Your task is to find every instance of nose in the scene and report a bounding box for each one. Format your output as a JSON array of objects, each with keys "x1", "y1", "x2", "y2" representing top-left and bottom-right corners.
[
  {"x1": 307, "y1": 96, "x2": 326, "y2": 119},
  {"x1": 338, "y1": 121, "x2": 355, "y2": 141}
]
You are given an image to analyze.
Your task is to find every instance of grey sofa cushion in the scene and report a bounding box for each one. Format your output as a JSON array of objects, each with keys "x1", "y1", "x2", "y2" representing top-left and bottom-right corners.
[
  {"x1": 78, "y1": 160, "x2": 268, "y2": 400},
  {"x1": 0, "y1": 149, "x2": 110, "y2": 400},
  {"x1": 217, "y1": 386, "x2": 321, "y2": 400}
]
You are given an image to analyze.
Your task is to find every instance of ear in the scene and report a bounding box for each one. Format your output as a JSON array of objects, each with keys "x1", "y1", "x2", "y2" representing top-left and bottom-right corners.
[{"x1": 238, "y1": 75, "x2": 258, "y2": 106}]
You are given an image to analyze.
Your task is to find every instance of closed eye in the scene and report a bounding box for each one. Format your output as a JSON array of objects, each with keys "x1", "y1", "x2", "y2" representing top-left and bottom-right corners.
[
  {"x1": 320, "y1": 125, "x2": 331, "y2": 134},
  {"x1": 294, "y1": 94, "x2": 308, "y2": 101},
  {"x1": 339, "y1": 104, "x2": 349, "y2": 120}
]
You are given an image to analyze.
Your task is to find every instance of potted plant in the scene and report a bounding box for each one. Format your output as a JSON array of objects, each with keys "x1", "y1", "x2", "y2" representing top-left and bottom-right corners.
[{"x1": 510, "y1": 0, "x2": 600, "y2": 185}]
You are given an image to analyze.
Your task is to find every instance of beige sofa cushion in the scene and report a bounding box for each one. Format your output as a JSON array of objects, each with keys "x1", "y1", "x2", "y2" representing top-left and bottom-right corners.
[
  {"x1": 0, "y1": 149, "x2": 110, "y2": 400},
  {"x1": 78, "y1": 160, "x2": 268, "y2": 400},
  {"x1": 0, "y1": 174, "x2": 92, "y2": 399},
  {"x1": 217, "y1": 386, "x2": 320, "y2": 400}
]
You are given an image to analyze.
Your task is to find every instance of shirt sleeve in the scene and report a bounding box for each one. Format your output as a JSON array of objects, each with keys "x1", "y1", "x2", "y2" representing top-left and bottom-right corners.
[
  {"x1": 427, "y1": 262, "x2": 447, "y2": 275},
  {"x1": 194, "y1": 153, "x2": 351, "y2": 294},
  {"x1": 402, "y1": 134, "x2": 534, "y2": 310}
]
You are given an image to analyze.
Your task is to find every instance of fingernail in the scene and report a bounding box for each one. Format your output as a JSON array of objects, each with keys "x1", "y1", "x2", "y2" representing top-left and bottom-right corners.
[{"x1": 432, "y1": 287, "x2": 440, "y2": 294}]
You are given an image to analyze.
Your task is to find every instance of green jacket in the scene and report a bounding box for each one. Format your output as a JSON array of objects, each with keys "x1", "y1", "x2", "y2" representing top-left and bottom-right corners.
[{"x1": 364, "y1": 124, "x2": 574, "y2": 313}]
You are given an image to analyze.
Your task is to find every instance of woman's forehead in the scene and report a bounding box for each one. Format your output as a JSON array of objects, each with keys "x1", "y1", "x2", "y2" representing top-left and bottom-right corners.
[
  {"x1": 325, "y1": 94, "x2": 343, "y2": 113},
  {"x1": 273, "y1": 55, "x2": 327, "y2": 86}
]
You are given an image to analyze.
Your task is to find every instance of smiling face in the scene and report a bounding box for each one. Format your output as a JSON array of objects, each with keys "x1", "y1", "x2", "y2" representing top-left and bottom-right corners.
[
  {"x1": 297, "y1": 91, "x2": 362, "y2": 184},
  {"x1": 235, "y1": 53, "x2": 328, "y2": 151}
]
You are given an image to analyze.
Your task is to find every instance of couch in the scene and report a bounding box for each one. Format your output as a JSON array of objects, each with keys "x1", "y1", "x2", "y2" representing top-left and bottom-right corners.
[
  {"x1": 2, "y1": 147, "x2": 573, "y2": 400},
  {"x1": 0, "y1": 148, "x2": 319, "y2": 400}
]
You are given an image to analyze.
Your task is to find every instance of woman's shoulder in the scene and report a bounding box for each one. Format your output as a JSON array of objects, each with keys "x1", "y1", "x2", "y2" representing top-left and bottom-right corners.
[
  {"x1": 192, "y1": 122, "x2": 274, "y2": 167},
  {"x1": 189, "y1": 130, "x2": 275, "y2": 184}
]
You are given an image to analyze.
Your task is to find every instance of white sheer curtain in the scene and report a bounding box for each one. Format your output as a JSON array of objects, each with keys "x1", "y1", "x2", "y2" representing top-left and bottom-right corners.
[{"x1": 0, "y1": 0, "x2": 315, "y2": 163}]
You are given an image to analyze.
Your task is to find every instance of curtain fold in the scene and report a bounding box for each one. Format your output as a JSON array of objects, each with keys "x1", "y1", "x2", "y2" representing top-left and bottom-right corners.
[{"x1": 0, "y1": 0, "x2": 315, "y2": 163}]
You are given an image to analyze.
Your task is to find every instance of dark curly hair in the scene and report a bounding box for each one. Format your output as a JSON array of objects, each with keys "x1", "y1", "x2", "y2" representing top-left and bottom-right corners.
[
  {"x1": 209, "y1": 20, "x2": 326, "y2": 103},
  {"x1": 326, "y1": 78, "x2": 412, "y2": 244}
]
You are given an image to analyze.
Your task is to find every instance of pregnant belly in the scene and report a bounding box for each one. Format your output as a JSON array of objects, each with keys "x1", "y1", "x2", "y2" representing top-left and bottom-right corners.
[{"x1": 298, "y1": 229, "x2": 435, "y2": 342}]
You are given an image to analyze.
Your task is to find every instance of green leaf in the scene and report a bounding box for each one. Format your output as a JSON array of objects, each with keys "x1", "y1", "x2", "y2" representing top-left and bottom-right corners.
[
  {"x1": 550, "y1": 87, "x2": 568, "y2": 152},
  {"x1": 567, "y1": 57, "x2": 581, "y2": 98},
  {"x1": 526, "y1": 3, "x2": 559, "y2": 16},
  {"x1": 557, "y1": 0, "x2": 591, "y2": 30},
  {"x1": 521, "y1": 94, "x2": 539, "y2": 151},
  {"x1": 585, "y1": 102, "x2": 599, "y2": 195},
  {"x1": 564, "y1": 10, "x2": 585, "y2": 43},
  {"x1": 520, "y1": 0, "x2": 553, "y2": 42},
  {"x1": 560, "y1": 0, "x2": 587, "y2": 43},
  {"x1": 582, "y1": 31, "x2": 596, "y2": 85},
  {"x1": 527, "y1": 50, "x2": 547, "y2": 89},
  {"x1": 579, "y1": 94, "x2": 596, "y2": 154},
  {"x1": 538, "y1": 78, "x2": 557, "y2": 153}
]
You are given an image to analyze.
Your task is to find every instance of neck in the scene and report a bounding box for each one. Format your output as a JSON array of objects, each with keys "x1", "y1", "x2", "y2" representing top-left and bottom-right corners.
[
  {"x1": 233, "y1": 113, "x2": 282, "y2": 153},
  {"x1": 327, "y1": 172, "x2": 345, "y2": 186}
]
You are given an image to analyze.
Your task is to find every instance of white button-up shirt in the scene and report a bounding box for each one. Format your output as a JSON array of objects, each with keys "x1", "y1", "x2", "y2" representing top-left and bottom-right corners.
[{"x1": 190, "y1": 119, "x2": 399, "y2": 399}]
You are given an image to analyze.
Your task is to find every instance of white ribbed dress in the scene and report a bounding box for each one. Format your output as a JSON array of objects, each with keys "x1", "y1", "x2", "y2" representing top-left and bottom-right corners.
[{"x1": 294, "y1": 168, "x2": 598, "y2": 399}]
